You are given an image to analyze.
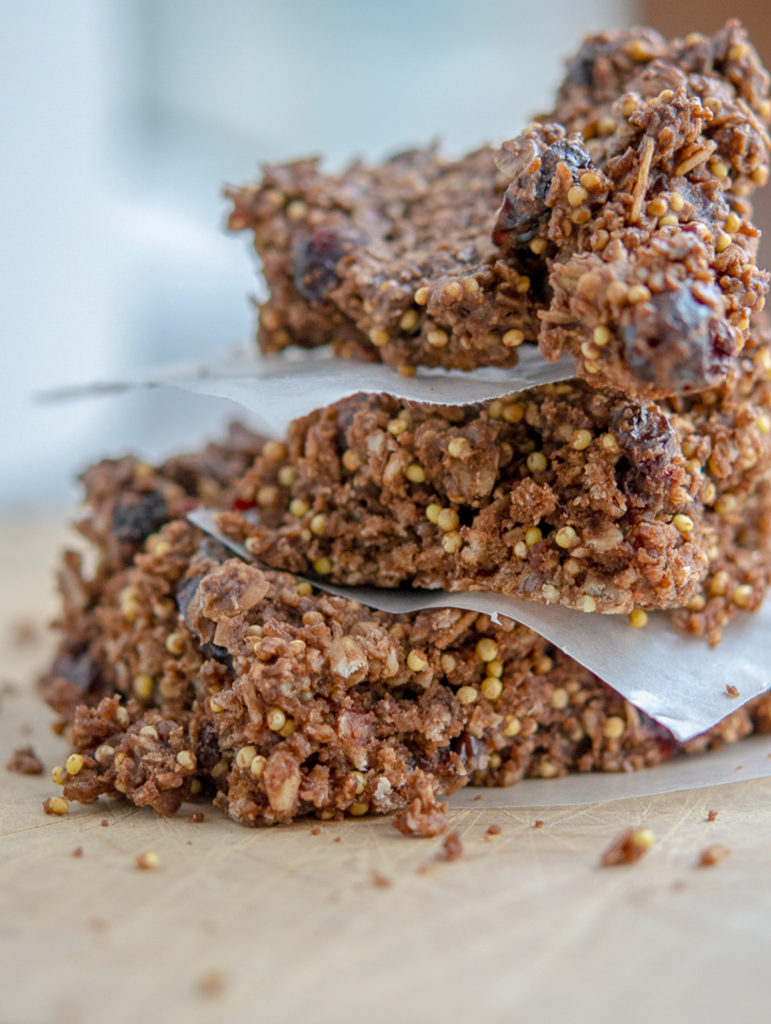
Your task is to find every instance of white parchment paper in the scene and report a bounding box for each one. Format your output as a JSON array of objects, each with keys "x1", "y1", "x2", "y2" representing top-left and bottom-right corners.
[
  {"x1": 187, "y1": 509, "x2": 771, "y2": 743},
  {"x1": 450, "y1": 734, "x2": 771, "y2": 808},
  {"x1": 39, "y1": 346, "x2": 575, "y2": 435}
]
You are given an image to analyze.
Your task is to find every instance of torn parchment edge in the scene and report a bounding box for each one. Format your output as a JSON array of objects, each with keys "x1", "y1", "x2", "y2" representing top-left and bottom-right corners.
[
  {"x1": 186, "y1": 508, "x2": 771, "y2": 744},
  {"x1": 37, "y1": 346, "x2": 575, "y2": 435}
]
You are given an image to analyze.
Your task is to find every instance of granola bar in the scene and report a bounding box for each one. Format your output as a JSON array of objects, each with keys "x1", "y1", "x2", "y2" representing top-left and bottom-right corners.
[
  {"x1": 227, "y1": 22, "x2": 770, "y2": 397},
  {"x1": 222, "y1": 327, "x2": 771, "y2": 625},
  {"x1": 43, "y1": 505, "x2": 768, "y2": 828}
]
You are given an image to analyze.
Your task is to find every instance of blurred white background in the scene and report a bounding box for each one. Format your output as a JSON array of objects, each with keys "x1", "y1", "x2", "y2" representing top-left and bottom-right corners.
[{"x1": 0, "y1": 0, "x2": 632, "y2": 515}]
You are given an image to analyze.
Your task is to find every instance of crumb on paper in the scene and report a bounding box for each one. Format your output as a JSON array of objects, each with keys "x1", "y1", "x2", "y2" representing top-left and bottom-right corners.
[
  {"x1": 706, "y1": 809, "x2": 718, "y2": 822},
  {"x1": 484, "y1": 824, "x2": 502, "y2": 841},
  {"x1": 10, "y1": 619, "x2": 39, "y2": 648},
  {"x1": 72, "y1": 847, "x2": 83, "y2": 858},
  {"x1": 311, "y1": 826, "x2": 321, "y2": 835},
  {"x1": 725, "y1": 684, "x2": 740, "y2": 698},
  {"x1": 473, "y1": 795, "x2": 483, "y2": 802},
  {"x1": 136, "y1": 850, "x2": 159, "y2": 870},
  {"x1": 198, "y1": 970, "x2": 226, "y2": 997},
  {"x1": 439, "y1": 830, "x2": 464, "y2": 862},
  {"x1": 100, "y1": 818, "x2": 109, "y2": 827},
  {"x1": 188, "y1": 812, "x2": 204, "y2": 824},
  {"x1": 534, "y1": 819, "x2": 545, "y2": 829},
  {"x1": 371, "y1": 870, "x2": 392, "y2": 888},
  {"x1": 6, "y1": 745, "x2": 44, "y2": 775},
  {"x1": 600, "y1": 827, "x2": 655, "y2": 867},
  {"x1": 699, "y1": 844, "x2": 731, "y2": 867}
]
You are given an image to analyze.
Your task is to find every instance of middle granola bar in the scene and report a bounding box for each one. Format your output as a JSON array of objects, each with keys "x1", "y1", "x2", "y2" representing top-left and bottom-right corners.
[{"x1": 220, "y1": 326, "x2": 771, "y2": 621}]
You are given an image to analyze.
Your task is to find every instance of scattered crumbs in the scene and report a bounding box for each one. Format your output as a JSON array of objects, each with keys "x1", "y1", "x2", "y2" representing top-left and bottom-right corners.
[
  {"x1": 311, "y1": 826, "x2": 321, "y2": 835},
  {"x1": 725, "y1": 684, "x2": 740, "y2": 698},
  {"x1": 188, "y1": 812, "x2": 205, "y2": 824},
  {"x1": 600, "y1": 827, "x2": 655, "y2": 867},
  {"x1": 484, "y1": 824, "x2": 502, "y2": 841},
  {"x1": 473, "y1": 795, "x2": 483, "y2": 802},
  {"x1": 88, "y1": 918, "x2": 108, "y2": 933},
  {"x1": 534, "y1": 819, "x2": 544, "y2": 829},
  {"x1": 439, "y1": 830, "x2": 464, "y2": 863},
  {"x1": 100, "y1": 819, "x2": 109, "y2": 827},
  {"x1": 11, "y1": 619, "x2": 39, "y2": 648},
  {"x1": 735, "y1": 764, "x2": 744, "y2": 772},
  {"x1": 72, "y1": 847, "x2": 84, "y2": 858},
  {"x1": 136, "y1": 850, "x2": 159, "y2": 871},
  {"x1": 392, "y1": 771, "x2": 449, "y2": 837},
  {"x1": 699, "y1": 844, "x2": 731, "y2": 867},
  {"x1": 198, "y1": 970, "x2": 226, "y2": 998},
  {"x1": 6, "y1": 745, "x2": 44, "y2": 775},
  {"x1": 333, "y1": 837, "x2": 341, "y2": 843},
  {"x1": 43, "y1": 796, "x2": 68, "y2": 816},
  {"x1": 186, "y1": 840, "x2": 193, "y2": 846},
  {"x1": 706, "y1": 809, "x2": 718, "y2": 822},
  {"x1": 371, "y1": 870, "x2": 392, "y2": 889}
]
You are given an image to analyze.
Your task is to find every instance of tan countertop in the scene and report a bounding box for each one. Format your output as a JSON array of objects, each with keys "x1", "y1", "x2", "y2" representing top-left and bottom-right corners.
[{"x1": 2, "y1": 520, "x2": 770, "y2": 1024}]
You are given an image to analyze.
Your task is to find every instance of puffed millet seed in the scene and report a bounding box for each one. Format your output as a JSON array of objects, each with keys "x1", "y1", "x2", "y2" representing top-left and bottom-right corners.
[
  {"x1": 571, "y1": 430, "x2": 592, "y2": 451},
  {"x1": 529, "y1": 237, "x2": 548, "y2": 254},
  {"x1": 567, "y1": 185, "x2": 588, "y2": 207},
  {"x1": 405, "y1": 463, "x2": 426, "y2": 483},
  {"x1": 629, "y1": 609, "x2": 648, "y2": 628},
  {"x1": 414, "y1": 286, "x2": 430, "y2": 305},
  {"x1": 487, "y1": 659, "x2": 504, "y2": 678},
  {"x1": 555, "y1": 526, "x2": 577, "y2": 549},
  {"x1": 732, "y1": 584, "x2": 753, "y2": 608},
  {"x1": 514, "y1": 541, "x2": 528, "y2": 559},
  {"x1": 313, "y1": 556, "x2": 333, "y2": 575},
  {"x1": 263, "y1": 440, "x2": 286, "y2": 461},
  {"x1": 725, "y1": 211, "x2": 741, "y2": 234},
  {"x1": 525, "y1": 527, "x2": 543, "y2": 546},
  {"x1": 542, "y1": 584, "x2": 560, "y2": 603},
  {"x1": 527, "y1": 451, "x2": 548, "y2": 473},
  {"x1": 342, "y1": 449, "x2": 361, "y2": 472},
  {"x1": 133, "y1": 674, "x2": 154, "y2": 699},
  {"x1": 715, "y1": 232, "x2": 731, "y2": 253},
  {"x1": 235, "y1": 746, "x2": 258, "y2": 770},
  {"x1": 51, "y1": 765, "x2": 66, "y2": 785},
  {"x1": 267, "y1": 708, "x2": 287, "y2": 732},
  {"x1": 176, "y1": 751, "x2": 196, "y2": 771},
  {"x1": 45, "y1": 797, "x2": 69, "y2": 815},
  {"x1": 502, "y1": 402, "x2": 524, "y2": 423},
  {"x1": 437, "y1": 508, "x2": 460, "y2": 532},
  {"x1": 442, "y1": 531, "x2": 463, "y2": 554},
  {"x1": 710, "y1": 571, "x2": 730, "y2": 596},
  {"x1": 603, "y1": 716, "x2": 626, "y2": 739},
  {"x1": 289, "y1": 498, "x2": 310, "y2": 518},
  {"x1": 576, "y1": 595, "x2": 597, "y2": 613},
  {"x1": 593, "y1": 325, "x2": 611, "y2": 346},
  {"x1": 309, "y1": 513, "x2": 327, "y2": 535},
  {"x1": 456, "y1": 685, "x2": 478, "y2": 705},
  {"x1": 139, "y1": 725, "x2": 158, "y2": 739},
  {"x1": 441, "y1": 653, "x2": 457, "y2": 674},
  {"x1": 550, "y1": 687, "x2": 569, "y2": 710},
  {"x1": 426, "y1": 329, "x2": 449, "y2": 348},
  {"x1": 399, "y1": 309, "x2": 419, "y2": 331},
  {"x1": 481, "y1": 677, "x2": 504, "y2": 701},
  {"x1": 425, "y1": 503, "x2": 442, "y2": 523},
  {"x1": 476, "y1": 638, "x2": 499, "y2": 662},
  {"x1": 448, "y1": 437, "x2": 471, "y2": 459},
  {"x1": 672, "y1": 514, "x2": 694, "y2": 533},
  {"x1": 407, "y1": 649, "x2": 428, "y2": 672},
  {"x1": 369, "y1": 328, "x2": 389, "y2": 347},
  {"x1": 136, "y1": 850, "x2": 159, "y2": 870},
  {"x1": 165, "y1": 632, "x2": 185, "y2": 656},
  {"x1": 350, "y1": 801, "x2": 370, "y2": 816},
  {"x1": 250, "y1": 755, "x2": 267, "y2": 778},
  {"x1": 66, "y1": 753, "x2": 84, "y2": 775},
  {"x1": 502, "y1": 328, "x2": 525, "y2": 348},
  {"x1": 503, "y1": 716, "x2": 521, "y2": 737}
]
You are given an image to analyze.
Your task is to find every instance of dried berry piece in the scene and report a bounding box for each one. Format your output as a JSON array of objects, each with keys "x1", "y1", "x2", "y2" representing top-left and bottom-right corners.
[
  {"x1": 111, "y1": 490, "x2": 168, "y2": 543},
  {"x1": 293, "y1": 227, "x2": 348, "y2": 302},
  {"x1": 622, "y1": 284, "x2": 733, "y2": 392}
]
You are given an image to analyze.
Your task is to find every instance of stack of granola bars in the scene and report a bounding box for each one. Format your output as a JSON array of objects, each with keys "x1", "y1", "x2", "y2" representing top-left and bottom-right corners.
[{"x1": 43, "y1": 22, "x2": 771, "y2": 831}]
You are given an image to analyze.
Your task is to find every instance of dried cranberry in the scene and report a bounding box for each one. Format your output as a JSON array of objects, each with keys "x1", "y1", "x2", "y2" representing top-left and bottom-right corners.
[
  {"x1": 493, "y1": 138, "x2": 593, "y2": 247},
  {"x1": 293, "y1": 227, "x2": 346, "y2": 302},
  {"x1": 610, "y1": 403, "x2": 676, "y2": 504},
  {"x1": 452, "y1": 731, "x2": 486, "y2": 771},
  {"x1": 621, "y1": 283, "x2": 732, "y2": 391},
  {"x1": 200, "y1": 643, "x2": 233, "y2": 670},
  {"x1": 111, "y1": 490, "x2": 168, "y2": 543},
  {"x1": 195, "y1": 721, "x2": 222, "y2": 772}
]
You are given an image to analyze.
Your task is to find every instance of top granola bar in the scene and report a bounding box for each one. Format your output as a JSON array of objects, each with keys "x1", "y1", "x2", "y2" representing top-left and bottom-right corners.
[{"x1": 227, "y1": 21, "x2": 770, "y2": 398}]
